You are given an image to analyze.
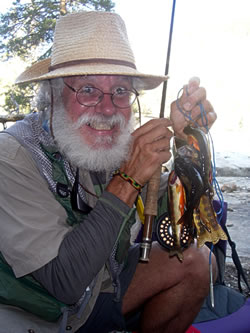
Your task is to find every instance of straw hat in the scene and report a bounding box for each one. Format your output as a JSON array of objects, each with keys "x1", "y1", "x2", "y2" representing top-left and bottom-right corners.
[{"x1": 16, "y1": 11, "x2": 168, "y2": 90}]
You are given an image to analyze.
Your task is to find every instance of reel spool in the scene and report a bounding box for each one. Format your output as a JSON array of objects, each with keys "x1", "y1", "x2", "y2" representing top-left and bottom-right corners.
[{"x1": 155, "y1": 212, "x2": 191, "y2": 250}]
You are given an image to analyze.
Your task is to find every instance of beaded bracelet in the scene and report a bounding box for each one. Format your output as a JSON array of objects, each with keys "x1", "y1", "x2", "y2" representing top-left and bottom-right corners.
[{"x1": 113, "y1": 170, "x2": 142, "y2": 193}]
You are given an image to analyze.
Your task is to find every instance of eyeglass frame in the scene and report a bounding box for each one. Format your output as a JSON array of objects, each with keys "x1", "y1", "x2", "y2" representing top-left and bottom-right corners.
[{"x1": 63, "y1": 80, "x2": 139, "y2": 109}]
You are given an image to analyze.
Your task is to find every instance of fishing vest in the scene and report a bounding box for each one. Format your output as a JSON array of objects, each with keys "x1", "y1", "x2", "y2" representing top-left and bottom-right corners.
[{"x1": 0, "y1": 112, "x2": 136, "y2": 323}]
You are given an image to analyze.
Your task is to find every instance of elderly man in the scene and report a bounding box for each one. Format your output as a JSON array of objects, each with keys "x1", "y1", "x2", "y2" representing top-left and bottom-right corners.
[{"x1": 0, "y1": 11, "x2": 216, "y2": 333}]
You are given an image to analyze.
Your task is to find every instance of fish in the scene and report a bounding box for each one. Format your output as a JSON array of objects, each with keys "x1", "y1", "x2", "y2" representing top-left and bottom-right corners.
[
  {"x1": 183, "y1": 126, "x2": 214, "y2": 197},
  {"x1": 174, "y1": 151, "x2": 204, "y2": 230},
  {"x1": 183, "y1": 126, "x2": 227, "y2": 247},
  {"x1": 195, "y1": 194, "x2": 227, "y2": 247},
  {"x1": 156, "y1": 125, "x2": 227, "y2": 260},
  {"x1": 156, "y1": 170, "x2": 192, "y2": 262},
  {"x1": 156, "y1": 150, "x2": 204, "y2": 261}
]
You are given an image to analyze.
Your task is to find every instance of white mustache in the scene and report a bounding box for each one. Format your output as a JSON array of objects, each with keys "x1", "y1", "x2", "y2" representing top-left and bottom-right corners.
[{"x1": 72, "y1": 113, "x2": 126, "y2": 130}]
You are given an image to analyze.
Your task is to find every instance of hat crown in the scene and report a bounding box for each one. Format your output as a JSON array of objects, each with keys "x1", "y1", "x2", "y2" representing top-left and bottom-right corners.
[
  {"x1": 15, "y1": 11, "x2": 168, "y2": 90},
  {"x1": 51, "y1": 11, "x2": 135, "y2": 67}
]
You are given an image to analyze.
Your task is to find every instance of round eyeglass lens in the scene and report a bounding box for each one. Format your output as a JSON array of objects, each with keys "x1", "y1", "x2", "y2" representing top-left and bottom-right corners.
[
  {"x1": 76, "y1": 86, "x2": 137, "y2": 108},
  {"x1": 112, "y1": 90, "x2": 137, "y2": 108},
  {"x1": 76, "y1": 87, "x2": 102, "y2": 106}
]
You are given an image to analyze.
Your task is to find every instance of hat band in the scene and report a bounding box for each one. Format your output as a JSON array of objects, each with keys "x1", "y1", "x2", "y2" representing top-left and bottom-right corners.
[{"x1": 49, "y1": 58, "x2": 137, "y2": 72}]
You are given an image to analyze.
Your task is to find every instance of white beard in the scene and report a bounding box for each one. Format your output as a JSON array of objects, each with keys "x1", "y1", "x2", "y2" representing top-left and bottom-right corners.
[{"x1": 52, "y1": 100, "x2": 134, "y2": 172}]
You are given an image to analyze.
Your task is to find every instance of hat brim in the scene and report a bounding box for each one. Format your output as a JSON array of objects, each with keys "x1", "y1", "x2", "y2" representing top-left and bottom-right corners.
[{"x1": 15, "y1": 58, "x2": 168, "y2": 90}]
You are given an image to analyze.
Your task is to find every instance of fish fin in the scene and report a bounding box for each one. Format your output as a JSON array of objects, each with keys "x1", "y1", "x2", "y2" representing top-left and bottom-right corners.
[
  {"x1": 169, "y1": 249, "x2": 184, "y2": 262},
  {"x1": 193, "y1": 209, "x2": 212, "y2": 247},
  {"x1": 197, "y1": 195, "x2": 228, "y2": 245}
]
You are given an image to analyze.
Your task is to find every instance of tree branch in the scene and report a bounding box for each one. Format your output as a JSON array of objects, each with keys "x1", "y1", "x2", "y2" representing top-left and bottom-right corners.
[{"x1": 0, "y1": 114, "x2": 26, "y2": 124}]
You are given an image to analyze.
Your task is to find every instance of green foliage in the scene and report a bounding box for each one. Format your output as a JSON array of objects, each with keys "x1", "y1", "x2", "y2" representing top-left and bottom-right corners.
[
  {"x1": 67, "y1": 0, "x2": 115, "y2": 13},
  {"x1": 0, "y1": 0, "x2": 115, "y2": 61},
  {"x1": 1, "y1": 83, "x2": 37, "y2": 114},
  {"x1": 0, "y1": 0, "x2": 115, "y2": 116}
]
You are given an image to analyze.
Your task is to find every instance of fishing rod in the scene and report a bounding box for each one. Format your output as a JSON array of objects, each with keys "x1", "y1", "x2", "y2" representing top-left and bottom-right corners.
[{"x1": 140, "y1": 0, "x2": 177, "y2": 262}]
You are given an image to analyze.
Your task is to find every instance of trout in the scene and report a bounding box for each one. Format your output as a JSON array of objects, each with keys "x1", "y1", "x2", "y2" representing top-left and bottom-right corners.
[{"x1": 156, "y1": 125, "x2": 227, "y2": 259}]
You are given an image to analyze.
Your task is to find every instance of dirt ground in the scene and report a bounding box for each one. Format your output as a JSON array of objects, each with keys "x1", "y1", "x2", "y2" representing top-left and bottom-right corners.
[{"x1": 217, "y1": 177, "x2": 250, "y2": 298}]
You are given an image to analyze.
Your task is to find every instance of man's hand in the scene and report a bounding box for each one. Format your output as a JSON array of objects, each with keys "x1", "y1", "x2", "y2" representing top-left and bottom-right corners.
[
  {"x1": 107, "y1": 118, "x2": 172, "y2": 206},
  {"x1": 170, "y1": 77, "x2": 217, "y2": 139},
  {"x1": 120, "y1": 118, "x2": 173, "y2": 187}
]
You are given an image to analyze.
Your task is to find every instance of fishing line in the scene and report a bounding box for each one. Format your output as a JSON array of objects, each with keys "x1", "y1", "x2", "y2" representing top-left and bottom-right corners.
[
  {"x1": 176, "y1": 87, "x2": 209, "y2": 129},
  {"x1": 208, "y1": 131, "x2": 224, "y2": 220}
]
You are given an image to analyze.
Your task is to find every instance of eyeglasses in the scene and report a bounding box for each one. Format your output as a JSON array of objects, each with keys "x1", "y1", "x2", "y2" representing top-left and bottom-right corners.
[{"x1": 64, "y1": 81, "x2": 139, "y2": 109}]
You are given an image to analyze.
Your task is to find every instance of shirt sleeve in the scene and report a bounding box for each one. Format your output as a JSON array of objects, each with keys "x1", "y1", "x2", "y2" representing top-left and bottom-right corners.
[{"x1": 32, "y1": 191, "x2": 133, "y2": 304}]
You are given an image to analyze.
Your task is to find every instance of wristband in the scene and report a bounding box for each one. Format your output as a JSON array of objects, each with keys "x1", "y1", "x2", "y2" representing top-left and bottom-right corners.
[{"x1": 113, "y1": 170, "x2": 142, "y2": 193}]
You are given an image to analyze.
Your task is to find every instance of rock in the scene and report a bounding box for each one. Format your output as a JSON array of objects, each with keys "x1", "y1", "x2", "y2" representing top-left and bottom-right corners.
[
  {"x1": 221, "y1": 183, "x2": 237, "y2": 192},
  {"x1": 215, "y1": 151, "x2": 250, "y2": 177},
  {"x1": 216, "y1": 166, "x2": 250, "y2": 177},
  {"x1": 217, "y1": 177, "x2": 250, "y2": 259}
]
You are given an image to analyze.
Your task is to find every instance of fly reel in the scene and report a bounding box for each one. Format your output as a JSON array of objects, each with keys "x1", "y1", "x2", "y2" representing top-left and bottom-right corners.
[{"x1": 155, "y1": 212, "x2": 191, "y2": 251}]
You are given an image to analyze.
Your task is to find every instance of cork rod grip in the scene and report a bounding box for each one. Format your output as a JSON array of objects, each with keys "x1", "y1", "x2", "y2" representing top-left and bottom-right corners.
[
  {"x1": 144, "y1": 167, "x2": 162, "y2": 215},
  {"x1": 140, "y1": 166, "x2": 161, "y2": 262}
]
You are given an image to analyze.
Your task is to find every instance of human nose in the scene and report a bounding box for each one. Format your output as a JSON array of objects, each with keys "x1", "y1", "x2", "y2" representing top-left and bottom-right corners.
[{"x1": 95, "y1": 92, "x2": 117, "y2": 116}]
